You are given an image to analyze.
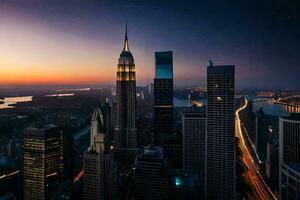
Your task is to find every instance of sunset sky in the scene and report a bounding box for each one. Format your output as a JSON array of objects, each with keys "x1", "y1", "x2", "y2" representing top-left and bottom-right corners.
[{"x1": 0, "y1": 0, "x2": 299, "y2": 88}]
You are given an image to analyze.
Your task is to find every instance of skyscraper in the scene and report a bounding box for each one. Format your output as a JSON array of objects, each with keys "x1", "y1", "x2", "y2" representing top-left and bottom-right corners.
[
  {"x1": 83, "y1": 108, "x2": 106, "y2": 200},
  {"x1": 182, "y1": 108, "x2": 206, "y2": 175},
  {"x1": 154, "y1": 51, "x2": 173, "y2": 145},
  {"x1": 134, "y1": 146, "x2": 168, "y2": 200},
  {"x1": 279, "y1": 114, "x2": 300, "y2": 200},
  {"x1": 114, "y1": 25, "x2": 137, "y2": 149},
  {"x1": 23, "y1": 127, "x2": 63, "y2": 200},
  {"x1": 206, "y1": 61, "x2": 236, "y2": 199}
]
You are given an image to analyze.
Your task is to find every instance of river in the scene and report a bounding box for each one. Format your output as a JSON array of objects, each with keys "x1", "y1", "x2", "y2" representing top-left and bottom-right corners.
[
  {"x1": 173, "y1": 97, "x2": 206, "y2": 107},
  {"x1": 0, "y1": 96, "x2": 33, "y2": 109},
  {"x1": 250, "y1": 97, "x2": 298, "y2": 116},
  {"x1": 0, "y1": 93, "x2": 75, "y2": 109}
]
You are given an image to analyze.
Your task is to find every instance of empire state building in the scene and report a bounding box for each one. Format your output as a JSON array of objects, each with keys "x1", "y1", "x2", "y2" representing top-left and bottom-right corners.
[{"x1": 114, "y1": 25, "x2": 137, "y2": 149}]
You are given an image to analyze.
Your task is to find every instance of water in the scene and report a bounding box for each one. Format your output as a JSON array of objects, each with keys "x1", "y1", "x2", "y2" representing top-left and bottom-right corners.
[
  {"x1": 0, "y1": 93, "x2": 75, "y2": 109},
  {"x1": 251, "y1": 97, "x2": 293, "y2": 116},
  {"x1": 173, "y1": 97, "x2": 206, "y2": 107},
  {"x1": 45, "y1": 93, "x2": 74, "y2": 97},
  {"x1": 0, "y1": 96, "x2": 33, "y2": 109},
  {"x1": 55, "y1": 88, "x2": 90, "y2": 92}
]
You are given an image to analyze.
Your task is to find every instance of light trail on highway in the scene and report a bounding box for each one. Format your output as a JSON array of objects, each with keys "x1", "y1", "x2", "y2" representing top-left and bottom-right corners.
[
  {"x1": 236, "y1": 98, "x2": 277, "y2": 200},
  {"x1": 0, "y1": 170, "x2": 19, "y2": 180}
]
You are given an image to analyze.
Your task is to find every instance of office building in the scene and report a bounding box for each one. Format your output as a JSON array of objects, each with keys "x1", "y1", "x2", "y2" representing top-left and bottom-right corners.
[
  {"x1": 163, "y1": 135, "x2": 182, "y2": 169},
  {"x1": 83, "y1": 108, "x2": 106, "y2": 200},
  {"x1": 279, "y1": 114, "x2": 300, "y2": 200},
  {"x1": 134, "y1": 146, "x2": 168, "y2": 200},
  {"x1": 23, "y1": 127, "x2": 63, "y2": 200},
  {"x1": 182, "y1": 108, "x2": 206, "y2": 175},
  {"x1": 114, "y1": 24, "x2": 137, "y2": 149},
  {"x1": 206, "y1": 61, "x2": 236, "y2": 199},
  {"x1": 154, "y1": 51, "x2": 173, "y2": 145}
]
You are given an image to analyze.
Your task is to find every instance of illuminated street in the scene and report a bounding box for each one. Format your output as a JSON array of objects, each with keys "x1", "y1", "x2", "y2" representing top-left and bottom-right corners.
[
  {"x1": 0, "y1": 170, "x2": 19, "y2": 180},
  {"x1": 236, "y1": 98, "x2": 277, "y2": 200}
]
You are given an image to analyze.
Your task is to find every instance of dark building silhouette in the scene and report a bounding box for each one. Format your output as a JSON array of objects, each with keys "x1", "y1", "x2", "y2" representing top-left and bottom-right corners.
[
  {"x1": 163, "y1": 135, "x2": 182, "y2": 169},
  {"x1": 206, "y1": 61, "x2": 236, "y2": 199},
  {"x1": 182, "y1": 108, "x2": 206, "y2": 175},
  {"x1": 154, "y1": 51, "x2": 173, "y2": 145},
  {"x1": 255, "y1": 108, "x2": 269, "y2": 161},
  {"x1": 279, "y1": 114, "x2": 300, "y2": 200},
  {"x1": 114, "y1": 25, "x2": 137, "y2": 149},
  {"x1": 168, "y1": 170, "x2": 202, "y2": 200},
  {"x1": 23, "y1": 127, "x2": 63, "y2": 200},
  {"x1": 265, "y1": 132, "x2": 279, "y2": 191},
  {"x1": 134, "y1": 146, "x2": 168, "y2": 200},
  {"x1": 101, "y1": 101, "x2": 112, "y2": 140},
  {"x1": 62, "y1": 127, "x2": 74, "y2": 181},
  {"x1": 0, "y1": 155, "x2": 20, "y2": 199}
]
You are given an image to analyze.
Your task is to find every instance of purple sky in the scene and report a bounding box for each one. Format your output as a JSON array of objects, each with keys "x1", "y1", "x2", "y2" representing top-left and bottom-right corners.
[{"x1": 0, "y1": 0, "x2": 299, "y2": 89}]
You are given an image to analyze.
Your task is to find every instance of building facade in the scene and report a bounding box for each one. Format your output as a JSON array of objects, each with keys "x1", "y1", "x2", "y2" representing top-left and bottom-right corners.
[
  {"x1": 154, "y1": 51, "x2": 173, "y2": 145},
  {"x1": 83, "y1": 107, "x2": 107, "y2": 200},
  {"x1": 23, "y1": 127, "x2": 63, "y2": 200},
  {"x1": 206, "y1": 61, "x2": 236, "y2": 199},
  {"x1": 114, "y1": 25, "x2": 137, "y2": 149},
  {"x1": 279, "y1": 114, "x2": 300, "y2": 200},
  {"x1": 134, "y1": 146, "x2": 168, "y2": 200},
  {"x1": 182, "y1": 109, "x2": 206, "y2": 175}
]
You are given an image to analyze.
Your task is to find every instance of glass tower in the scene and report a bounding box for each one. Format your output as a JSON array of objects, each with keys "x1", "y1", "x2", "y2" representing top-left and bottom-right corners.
[
  {"x1": 279, "y1": 114, "x2": 300, "y2": 200},
  {"x1": 23, "y1": 127, "x2": 63, "y2": 200},
  {"x1": 206, "y1": 62, "x2": 236, "y2": 199},
  {"x1": 154, "y1": 51, "x2": 173, "y2": 145}
]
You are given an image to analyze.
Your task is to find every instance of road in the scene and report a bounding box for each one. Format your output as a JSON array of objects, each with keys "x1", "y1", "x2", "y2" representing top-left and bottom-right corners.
[
  {"x1": 0, "y1": 170, "x2": 19, "y2": 180},
  {"x1": 236, "y1": 98, "x2": 277, "y2": 200}
]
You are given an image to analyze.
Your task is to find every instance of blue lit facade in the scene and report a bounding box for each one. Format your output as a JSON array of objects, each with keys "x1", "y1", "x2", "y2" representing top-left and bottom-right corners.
[
  {"x1": 155, "y1": 52, "x2": 173, "y2": 79},
  {"x1": 154, "y1": 51, "x2": 173, "y2": 145}
]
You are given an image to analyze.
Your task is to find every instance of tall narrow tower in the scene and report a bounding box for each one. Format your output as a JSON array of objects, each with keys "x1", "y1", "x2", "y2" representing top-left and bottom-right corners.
[
  {"x1": 206, "y1": 61, "x2": 236, "y2": 199},
  {"x1": 114, "y1": 25, "x2": 137, "y2": 149},
  {"x1": 83, "y1": 107, "x2": 110, "y2": 200},
  {"x1": 154, "y1": 51, "x2": 173, "y2": 145}
]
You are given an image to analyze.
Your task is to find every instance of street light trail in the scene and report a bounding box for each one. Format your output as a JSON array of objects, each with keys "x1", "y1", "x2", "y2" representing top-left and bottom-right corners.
[
  {"x1": 0, "y1": 170, "x2": 19, "y2": 180},
  {"x1": 236, "y1": 98, "x2": 277, "y2": 200}
]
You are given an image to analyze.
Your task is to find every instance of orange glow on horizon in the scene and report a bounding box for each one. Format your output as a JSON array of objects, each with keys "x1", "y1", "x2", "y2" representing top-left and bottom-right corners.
[{"x1": 0, "y1": 67, "x2": 115, "y2": 85}]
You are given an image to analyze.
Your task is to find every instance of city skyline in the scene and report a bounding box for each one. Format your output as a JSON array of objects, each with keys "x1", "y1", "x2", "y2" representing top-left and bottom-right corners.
[
  {"x1": 1, "y1": 2, "x2": 300, "y2": 199},
  {"x1": 1, "y1": 0, "x2": 300, "y2": 88}
]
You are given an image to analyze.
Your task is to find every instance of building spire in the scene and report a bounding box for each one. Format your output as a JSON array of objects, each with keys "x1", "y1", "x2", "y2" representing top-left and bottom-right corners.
[{"x1": 123, "y1": 23, "x2": 129, "y2": 51}]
